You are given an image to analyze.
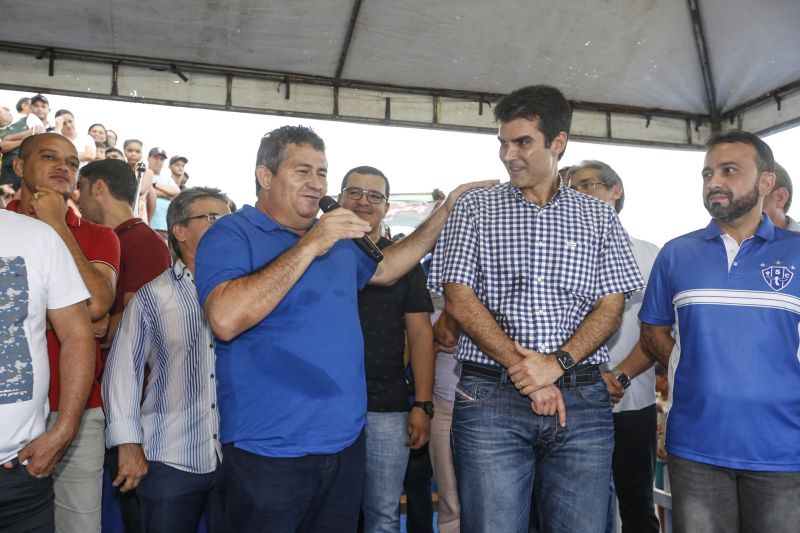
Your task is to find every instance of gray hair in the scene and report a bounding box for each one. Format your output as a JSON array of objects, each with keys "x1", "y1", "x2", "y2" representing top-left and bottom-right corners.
[
  {"x1": 567, "y1": 160, "x2": 625, "y2": 213},
  {"x1": 167, "y1": 187, "x2": 231, "y2": 260},
  {"x1": 773, "y1": 162, "x2": 792, "y2": 213}
]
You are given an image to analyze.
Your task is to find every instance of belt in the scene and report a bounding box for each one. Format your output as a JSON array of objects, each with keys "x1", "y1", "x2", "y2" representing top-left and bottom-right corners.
[{"x1": 461, "y1": 361, "x2": 601, "y2": 389}]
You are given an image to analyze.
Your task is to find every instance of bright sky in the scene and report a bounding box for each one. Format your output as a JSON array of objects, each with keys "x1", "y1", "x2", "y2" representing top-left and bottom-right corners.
[{"x1": 3, "y1": 88, "x2": 798, "y2": 247}]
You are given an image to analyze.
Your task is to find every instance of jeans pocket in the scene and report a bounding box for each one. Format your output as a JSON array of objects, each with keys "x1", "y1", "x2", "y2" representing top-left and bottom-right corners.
[
  {"x1": 575, "y1": 382, "x2": 611, "y2": 407},
  {"x1": 454, "y1": 376, "x2": 500, "y2": 405}
]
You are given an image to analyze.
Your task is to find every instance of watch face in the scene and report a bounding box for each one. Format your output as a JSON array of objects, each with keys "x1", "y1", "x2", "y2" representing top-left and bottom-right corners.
[{"x1": 555, "y1": 351, "x2": 575, "y2": 370}]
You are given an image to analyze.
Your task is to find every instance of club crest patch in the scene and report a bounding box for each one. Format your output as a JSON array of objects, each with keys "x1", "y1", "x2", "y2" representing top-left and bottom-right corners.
[{"x1": 761, "y1": 260, "x2": 795, "y2": 292}]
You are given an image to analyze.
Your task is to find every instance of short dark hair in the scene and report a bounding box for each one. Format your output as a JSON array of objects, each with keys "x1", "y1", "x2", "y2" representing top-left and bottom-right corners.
[
  {"x1": 105, "y1": 147, "x2": 124, "y2": 158},
  {"x1": 706, "y1": 130, "x2": 775, "y2": 175},
  {"x1": 123, "y1": 139, "x2": 142, "y2": 149},
  {"x1": 79, "y1": 159, "x2": 138, "y2": 206},
  {"x1": 254, "y1": 125, "x2": 325, "y2": 194},
  {"x1": 340, "y1": 165, "x2": 390, "y2": 198},
  {"x1": 494, "y1": 85, "x2": 572, "y2": 160},
  {"x1": 773, "y1": 162, "x2": 792, "y2": 213},
  {"x1": 16, "y1": 97, "x2": 30, "y2": 113},
  {"x1": 566, "y1": 160, "x2": 626, "y2": 213},
  {"x1": 54, "y1": 109, "x2": 73, "y2": 119},
  {"x1": 167, "y1": 187, "x2": 231, "y2": 260}
]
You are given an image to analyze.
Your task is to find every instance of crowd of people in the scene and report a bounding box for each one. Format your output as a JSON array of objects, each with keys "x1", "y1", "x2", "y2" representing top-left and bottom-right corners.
[{"x1": 1, "y1": 84, "x2": 798, "y2": 533}]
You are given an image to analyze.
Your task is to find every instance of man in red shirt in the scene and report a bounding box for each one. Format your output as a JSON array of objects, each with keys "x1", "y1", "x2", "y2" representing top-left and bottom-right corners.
[
  {"x1": 77, "y1": 158, "x2": 171, "y2": 532},
  {"x1": 11, "y1": 133, "x2": 120, "y2": 533}
]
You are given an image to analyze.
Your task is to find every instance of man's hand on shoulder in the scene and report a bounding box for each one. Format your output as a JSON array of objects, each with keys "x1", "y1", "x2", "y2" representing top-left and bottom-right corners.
[
  {"x1": 301, "y1": 208, "x2": 371, "y2": 257},
  {"x1": 442, "y1": 179, "x2": 500, "y2": 212}
]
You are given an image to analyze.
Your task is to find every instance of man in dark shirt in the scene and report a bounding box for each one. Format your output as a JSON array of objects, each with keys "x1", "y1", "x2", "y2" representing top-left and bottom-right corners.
[{"x1": 338, "y1": 166, "x2": 435, "y2": 533}]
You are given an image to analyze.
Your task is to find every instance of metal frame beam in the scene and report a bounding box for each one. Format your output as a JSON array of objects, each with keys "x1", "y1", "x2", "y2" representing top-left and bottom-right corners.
[{"x1": 687, "y1": 0, "x2": 721, "y2": 130}]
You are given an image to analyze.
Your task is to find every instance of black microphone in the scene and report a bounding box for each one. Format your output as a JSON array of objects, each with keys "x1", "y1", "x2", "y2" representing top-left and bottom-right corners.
[{"x1": 319, "y1": 196, "x2": 384, "y2": 263}]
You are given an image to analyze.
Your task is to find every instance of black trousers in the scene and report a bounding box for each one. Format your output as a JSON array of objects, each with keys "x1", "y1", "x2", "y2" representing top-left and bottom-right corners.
[
  {"x1": 404, "y1": 444, "x2": 434, "y2": 533},
  {"x1": 612, "y1": 403, "x2": 660, "y2": 533},
  {"x1": 0, "y1": 460, "x2": 54, "y2": 533}
]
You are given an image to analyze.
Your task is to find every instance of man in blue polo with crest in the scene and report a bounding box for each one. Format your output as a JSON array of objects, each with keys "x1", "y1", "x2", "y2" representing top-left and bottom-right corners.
[{"x1": 639, "y1": 130, "x2": 800, "y2": 533}]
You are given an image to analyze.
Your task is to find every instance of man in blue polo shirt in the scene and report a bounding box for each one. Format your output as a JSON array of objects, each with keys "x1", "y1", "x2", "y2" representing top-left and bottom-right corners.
[
  {"x1": 194, "y1": 125, "x2": 493, "y2": 532},
  {"x1": 639, "y1": 130, "x2": 800, "y2": 533}
]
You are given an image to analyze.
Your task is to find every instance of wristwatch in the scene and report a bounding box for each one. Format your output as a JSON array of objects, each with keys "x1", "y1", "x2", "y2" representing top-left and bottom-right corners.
[
  {"x1": 412, "y1": 401, "x2": 435, "y2": 419},
  {"x1": 552, "y1": 349, "x2": 576, "y2": 371},
  {"x1": 610, "y1": 367, "x2": 632, "y2": 389}
]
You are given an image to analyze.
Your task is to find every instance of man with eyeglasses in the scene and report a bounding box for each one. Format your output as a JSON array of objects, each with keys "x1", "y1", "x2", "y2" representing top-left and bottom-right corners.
[
  {"x1": 337, "y1": 166, "x2": 435, "y2": 532},
  {"x1": 77, "y1": 158, "x2": 171, "y2": 532},
  {"x1": 194, "y1": 125, "x2": 493, "y2": 532},
  {"x1": 567, "y1": 160, "x2": 661, "y2": 533},
  {"x1": 103, "y1": 187, "x2": 232, "y2": 533}
]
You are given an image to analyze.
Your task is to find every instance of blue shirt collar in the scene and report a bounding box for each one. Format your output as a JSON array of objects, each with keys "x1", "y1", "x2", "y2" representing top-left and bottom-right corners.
[
  {"x1": 703, "y1": 213, "x2": 775, "y2": 242},
  {"x1": 241, "y1": 204, "x2": 317, "y2": 234}
]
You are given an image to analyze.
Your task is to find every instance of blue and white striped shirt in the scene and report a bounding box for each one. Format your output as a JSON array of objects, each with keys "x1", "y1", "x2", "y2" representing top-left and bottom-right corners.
[
  {"x1": 103, "y1": 260, "x2": 221, "y2": 474},
  {"x1": 428, "y1": 182, "x2": 644, "y2": 366}
]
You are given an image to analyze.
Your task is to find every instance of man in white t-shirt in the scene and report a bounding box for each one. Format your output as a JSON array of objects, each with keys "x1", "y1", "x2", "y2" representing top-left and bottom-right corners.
[
  {"x1": 567, "y1": 161, "x2": 661, "y2": 532},
  {"x1": 763, "y1": 162, "x2": 800, "y2": 233},
  {"x1": 0, "y1": 210, "x2": 95, "y2": 531}
]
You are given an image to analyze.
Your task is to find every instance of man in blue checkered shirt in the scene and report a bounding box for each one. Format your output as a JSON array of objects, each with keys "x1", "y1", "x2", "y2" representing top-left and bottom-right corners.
[{"x1": 428, "y1": 85, "x2": 644, "y2": 533}]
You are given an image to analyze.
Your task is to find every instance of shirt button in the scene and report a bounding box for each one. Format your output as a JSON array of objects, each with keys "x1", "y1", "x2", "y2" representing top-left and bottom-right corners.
[
  {"x1": 209, "y1": 342, "x2": 214, "y2": 348},
  {"x1": 732, "y1": 262, "x2": 738, "y2": 267},
  {"x1": 210, "y1": 374, "x2": 215, "y2": 379},
  {"x1": 537, "y1": 276, "x2": 544, "y2": 283},
  {"x1": 211, "y1": 403, "x2": 216, "y2": 409},
  {"x1": 536, "y1": 241, "x2": 544, "y2": 247},
  {"x1": 536, "y1": 309, "x2": 544, "y2": 315},
  {"x1": 213, "y1": 434, "x2": 218, "y2": 439},
  {"x1": 539, "y1": 345, "x2": 546, "y2": 352}
]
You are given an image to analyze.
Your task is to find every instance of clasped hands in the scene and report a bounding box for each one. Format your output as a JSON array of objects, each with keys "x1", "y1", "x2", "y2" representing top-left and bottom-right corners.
[{"x1": 508, "y1": 342, "x2": 567, "y2": 426}]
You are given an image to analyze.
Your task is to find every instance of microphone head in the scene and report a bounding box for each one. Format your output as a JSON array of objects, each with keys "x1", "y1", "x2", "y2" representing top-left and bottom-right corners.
[{"x1": 319, "y1": 196, "x2": 340, "y2": 213}]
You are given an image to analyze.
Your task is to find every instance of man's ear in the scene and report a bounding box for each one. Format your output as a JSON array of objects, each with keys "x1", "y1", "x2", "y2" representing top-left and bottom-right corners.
[
  {"x1": 255, "y1": 165, "x2": 272, "y2": 192},
  {"x1": 172, "y1": 223, "x2": 187, "y2": 247},
  {"x1": 550, "y1": 131, "x2": 568, "y2": 158},
  {"x1": 759, "y1": 171, "x2": 777, "y2": 197},
  {"x1": 12, "y1": 158, "x2": 24, "y2": 179},
  {"x1": 610, "y1": 184, "x2": 623, "y2": 203},
  {"x1": 382, "y1": 201, "x2": 391, "y2": 218}
]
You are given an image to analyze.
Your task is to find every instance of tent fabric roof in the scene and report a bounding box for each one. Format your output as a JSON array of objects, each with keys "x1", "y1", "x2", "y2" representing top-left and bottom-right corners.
[{"x1": 2, "y1": 0, "x2": 799, "y2": 148}]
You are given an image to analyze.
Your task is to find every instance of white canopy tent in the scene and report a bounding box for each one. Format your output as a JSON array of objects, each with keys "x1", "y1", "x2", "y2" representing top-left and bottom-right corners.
[{"x1": 1, "y1": 0, "x2": 799, "y2": 148}]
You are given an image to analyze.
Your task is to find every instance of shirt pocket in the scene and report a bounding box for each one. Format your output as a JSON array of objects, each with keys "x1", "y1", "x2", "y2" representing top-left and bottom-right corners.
[{"x1": 551, "y1": 237, "x2": 598, "y2": 299}]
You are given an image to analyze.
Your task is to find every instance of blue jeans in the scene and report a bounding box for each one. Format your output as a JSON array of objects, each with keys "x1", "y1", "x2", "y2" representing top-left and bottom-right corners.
[
  {"x1": 220, "y1": 431, "x2": 366, "y2": 533},
  {"x1": 137, "y1": 461, "x2": 227, "y2": 533},
  {"x1": 362, "y1": 411, "x2": 410, "y2": 533},
  {"x1": 452, "y1": 374, "x2": 613, "y2": 533},
  {"x1": 669, "y1": 454, "x2": 800, "y2": 533}
]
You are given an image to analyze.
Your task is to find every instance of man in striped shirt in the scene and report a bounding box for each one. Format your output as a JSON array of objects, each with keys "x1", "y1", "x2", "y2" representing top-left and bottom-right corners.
[{"x1": 103, "y1": 187, "x2": 232, "y2": 533}]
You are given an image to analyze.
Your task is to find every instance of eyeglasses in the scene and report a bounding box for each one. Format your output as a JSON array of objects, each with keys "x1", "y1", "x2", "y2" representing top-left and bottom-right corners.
[
  {"x1": 342, "y1": 187, "x2": 387, "y2": 204},
  {"x1": 570, "y1": 180, "x2": 608, "y2": 192},
  {"x1": 181, "y1": 212, "x2": 226, "y2": 224}
]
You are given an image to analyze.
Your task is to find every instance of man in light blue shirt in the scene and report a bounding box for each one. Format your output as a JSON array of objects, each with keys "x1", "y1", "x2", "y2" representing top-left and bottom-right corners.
[{"x1": 103, "y1": 187, "x2": 232, "y2": 533}]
